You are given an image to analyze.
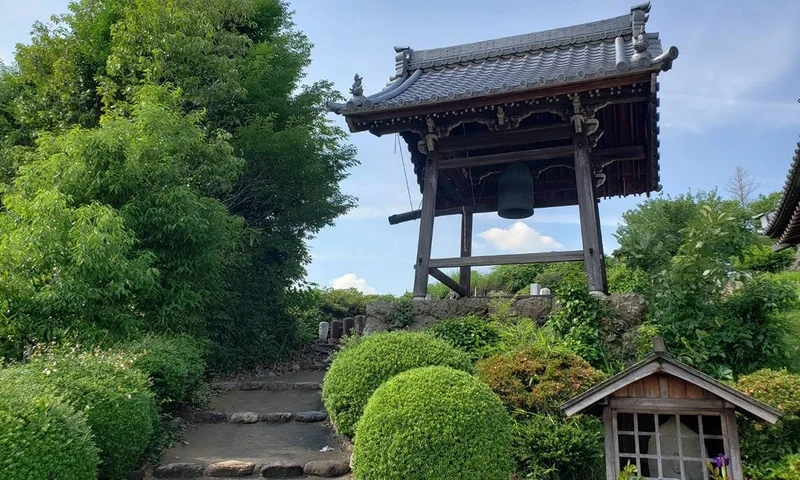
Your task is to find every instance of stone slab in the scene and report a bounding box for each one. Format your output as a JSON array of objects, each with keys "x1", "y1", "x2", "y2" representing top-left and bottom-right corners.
[
  {"x1": 211, "y1": 387, "x2": 323, "y2": 414},
  {"x1": 161, "y1": 422, "x2": 348, "y2": 467}
]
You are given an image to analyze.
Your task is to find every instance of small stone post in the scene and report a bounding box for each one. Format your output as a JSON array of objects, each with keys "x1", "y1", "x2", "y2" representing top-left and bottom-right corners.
[
  {"x1": 330, "y1": 320, "x2": 343, "y2": 341},
  {"x1": 318, "y1": 322, "x2": 330, "y2": 341},
  {"x1": 343, "y1": 317, "x2": 355, "y2": 336},
  {"x1": 355, "y1": 315, "x2": 366, "y2": 335}
]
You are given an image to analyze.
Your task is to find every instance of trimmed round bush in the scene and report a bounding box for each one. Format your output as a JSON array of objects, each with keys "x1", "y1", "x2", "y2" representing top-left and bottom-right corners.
[
  {"x1": 322, "y1": 331, "x2": 472, "y2": 438},
  {"x1": 0, "y1": 366, "x2": 99, "y2": 480},
  {"x1": 476, "y1": 346, "x2": 605, "y2": 413},
  {"x1": 26, "y1": 349, "x2": 158, "y2": 480},
  {"x1": 353, "y1": 366, "x2": 513, "y2": 480},
  {"x1": 122, "y1": 334, "x2": 205, "y2": 406},
  {"x1": 735, "y1": 369, "x2": 800, "y2": 474}
]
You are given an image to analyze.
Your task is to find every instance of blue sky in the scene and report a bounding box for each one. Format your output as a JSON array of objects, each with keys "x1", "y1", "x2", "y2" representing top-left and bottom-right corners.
[{"x1": 1, "y1": 0, "x2": 799, "y2": 294}]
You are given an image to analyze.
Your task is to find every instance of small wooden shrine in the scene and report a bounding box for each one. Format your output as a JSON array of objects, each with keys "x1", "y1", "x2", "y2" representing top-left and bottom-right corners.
[
  {"x1": 329, "y1": 2, "x2": 679, "y2": 298},
  {"x1": 762, "y1": 138, "x2": 800, "y2": 250},
  {"x1": 561, "y1": 339, "x2": 782, "y2": 480}
]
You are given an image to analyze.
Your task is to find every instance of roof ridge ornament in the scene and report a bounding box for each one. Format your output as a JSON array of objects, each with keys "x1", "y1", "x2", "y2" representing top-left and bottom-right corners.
[
  {"x1": 391, "y1": 46, "x2": 412, "y2": 81},
  {"x1": 630, "y1": 1, "x2": 652, "y2": 63},
  {"x1": 349, "y1": 74, "x2": 364, "y2": 98}
]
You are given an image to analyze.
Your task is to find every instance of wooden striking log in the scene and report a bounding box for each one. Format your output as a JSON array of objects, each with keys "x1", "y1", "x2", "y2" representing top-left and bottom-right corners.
[
  {"x1": 428, "y1": 267, "x2": 467, "y2": 298},
  {"x1": 429, "y1": 250, "x2": 584, "y2": 269},
  {"x1": 389, "y1": 203, "x2": 495, "y2": 225},
  {"x1": 413, "y1": 152, "x2": 439, "y2": 298},
  {"x1": 459, "y1": 208, "x2": 473, "y2": 296},
  {"x1": 573, "y1": 129, "x2": 608, "y2": 293}
]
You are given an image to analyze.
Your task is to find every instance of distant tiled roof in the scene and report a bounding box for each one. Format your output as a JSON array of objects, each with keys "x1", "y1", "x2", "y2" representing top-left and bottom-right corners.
[
  {"x1": 329, "y1": 2, "x2": 678, "y2": 115},
  {"x1": 762, "y1": 139, "x2": 800, "y2": 247}
]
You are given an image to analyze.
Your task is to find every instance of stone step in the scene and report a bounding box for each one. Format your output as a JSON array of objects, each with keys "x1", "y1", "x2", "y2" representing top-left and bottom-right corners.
[
  {"x1": 210, "y1": 384, "x2": 324, "y2": 414},
  {"x1": 158, "y1": 421, "x2": 349, "y2": 479},
  {"x1": 155, "y1": 459, "x2": 352, "y2": 478},
  {"x1": 216, "y1": 371, "x2": 326, "y2": 390}
]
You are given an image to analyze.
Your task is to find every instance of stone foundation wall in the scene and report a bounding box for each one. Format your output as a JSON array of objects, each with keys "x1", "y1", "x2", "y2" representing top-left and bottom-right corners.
[{"x1": 364, "y1": 294, "x2": 646, "y2": 335}]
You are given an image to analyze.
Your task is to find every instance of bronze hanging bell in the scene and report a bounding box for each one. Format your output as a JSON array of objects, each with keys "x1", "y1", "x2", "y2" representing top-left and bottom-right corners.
[{"x1": 497, "y1": 163, "x2": 534, "y2": 219}]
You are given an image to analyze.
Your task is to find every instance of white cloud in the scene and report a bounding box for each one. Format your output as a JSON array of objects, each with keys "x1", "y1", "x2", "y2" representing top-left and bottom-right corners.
[
  {"x1": 478, "y1": 221, "x2": 563, "y2": 252},
  {"x1": 660, "y1": 6, "x2": 800, "y2": 133},
  {"x1": 330, "y1": 273, "x2": 376, "y2": 294}
]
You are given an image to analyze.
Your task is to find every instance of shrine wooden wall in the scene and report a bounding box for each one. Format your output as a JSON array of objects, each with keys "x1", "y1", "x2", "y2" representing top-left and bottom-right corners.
[{"x1": 612, "y1": 373, "x2": 714, "y2": 400}]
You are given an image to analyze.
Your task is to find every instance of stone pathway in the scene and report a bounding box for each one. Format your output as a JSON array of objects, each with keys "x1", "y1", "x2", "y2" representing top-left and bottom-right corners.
[{"x1": 155, "y1": 371, "x2": 352, "y2": 479}]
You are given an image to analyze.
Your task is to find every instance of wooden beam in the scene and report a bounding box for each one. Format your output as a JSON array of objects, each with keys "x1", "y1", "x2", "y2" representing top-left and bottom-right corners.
[
  {"x1": 438, "y1": 145, "x2": 573, "y2": 170},
  {"x1": 428, "y1": 267, "x2": 467, "y2": 298},
  {"x1": 573, "y1": 129, "x2": 608, "y2": 293},
  {"x1": 436, "y1": 123, "x2": 572, "y2": 153},
  {"x1": 460, "y1": 208, "x2": 473, "y2": 296},
  {"x1": 413, "y1": 152, "x2": 439, "y2": 298},
  {"x1": 429, "y1": 250, "x2": 584, "y2": 269},
  {"x1": 437, "y1": 144, "x2": 644, "y2": 171},
  {"x1": 608, "y1": 398, "x2": 728, "y2": 411}
]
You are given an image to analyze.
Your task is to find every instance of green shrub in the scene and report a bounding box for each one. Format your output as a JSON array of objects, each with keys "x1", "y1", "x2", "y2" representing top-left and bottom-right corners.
[
  {"x1": 122, "y1": 334, "x2": 205, "y2": 406},
  {"x1": 427, "y1": 315, "x2": 500, "y2": 360},
  {"x1": 353, "y1": 366, "x2": 513, "y2": 480},
  {"x1": 736, "y1": 369, "x2": 800, "y2": 476},
  {"x1": 0, "y1": 366, "x2": 99, "y2": 480},
  {"x1": 607, "y1": 257, "x2": 650, "y2": 294},
  {"x1": 738, "y1": 243, "x2": 795, "y2": 273},
  {"x1": 511, "y1": 414, "x2": 604, "y2": 480},
  {"x1": 768, "y1": 454, "x2": 800, "y2": 480},
  {"x1": 546, "y1": 285, "x2": 612, "y2": 369},
  {"x1": 476, "y1": 346, "x2": 605, "y2": 414},
  {"x1": 322, "y1": 331, "x2": 472, "y2": 438},
  {"x1": 533, "y1": 262, "x2": 586, "y2": 291},
  {"x1": 26, "y1": 348, "x2": 158, "y2": 479}
]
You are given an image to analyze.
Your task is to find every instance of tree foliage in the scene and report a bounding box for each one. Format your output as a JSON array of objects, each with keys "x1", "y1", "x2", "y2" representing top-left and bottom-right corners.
[{"x1": 0, "y1": 0, "x2": 357, "y2": 368}]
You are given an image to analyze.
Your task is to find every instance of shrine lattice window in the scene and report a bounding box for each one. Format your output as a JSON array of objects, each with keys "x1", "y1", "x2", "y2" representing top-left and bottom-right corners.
[{"x1": 614, "y1": 412, "x2": 730, "y2": 480}]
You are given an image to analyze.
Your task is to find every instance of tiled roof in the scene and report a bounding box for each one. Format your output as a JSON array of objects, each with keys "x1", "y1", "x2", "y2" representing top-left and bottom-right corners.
[
  {"x1": 406, "y1": 14, "x2": 631, "y2": 70},
  {"x1": 762, "y1": 139, "x2": 800, "y2": 246},
  {"x1": 329, "y1": 2, "x2": 678, "y2": 115}
]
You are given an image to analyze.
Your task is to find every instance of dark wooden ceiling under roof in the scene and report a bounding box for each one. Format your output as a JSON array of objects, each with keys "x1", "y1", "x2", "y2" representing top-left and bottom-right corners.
[{"x1": 398, "y1": 83, "x2": 659, "y2": 212}]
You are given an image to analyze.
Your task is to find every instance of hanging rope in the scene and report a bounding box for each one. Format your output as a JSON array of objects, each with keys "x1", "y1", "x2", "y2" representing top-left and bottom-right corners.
[{"x1": 395, "y1": 133, "x2": 415, "y2": 212}]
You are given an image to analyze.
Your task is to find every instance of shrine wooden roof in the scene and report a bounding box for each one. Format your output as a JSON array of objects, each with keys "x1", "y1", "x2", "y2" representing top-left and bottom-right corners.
[
  {"x1": 329, "y1": 2, "x2": 677, "y2": 119},
  {"x1": 561, "y1": 339, "x2": 782, "y2": 423},
  {"x1": 761, "y1": 139, "x2": 800, "y2": 249}
]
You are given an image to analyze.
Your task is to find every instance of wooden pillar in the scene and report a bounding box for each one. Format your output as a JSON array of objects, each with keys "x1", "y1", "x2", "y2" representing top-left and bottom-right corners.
[
  {"x1": 724, "y1": 409, "x2": 745, "y2": 480},
  {"x1": 459, "y1": 207, "x2": 473, "y2": 296},
  {"x1": 413, "y1": 152, "x2": 439, "y2": 298},
  {"x1": 573, "y1": 130, "x2": 608, "y2": 294}
]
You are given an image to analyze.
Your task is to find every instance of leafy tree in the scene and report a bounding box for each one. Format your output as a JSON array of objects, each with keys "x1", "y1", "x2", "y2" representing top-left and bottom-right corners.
[
  {"x1": 0, "y1": 88, "x2": 241, "y2": 354},
  {"x1": 0, "y1": 0, "x2": 357, "y2": 368},
  {"x1": 614, "y1": 191, "x2": 750, "y2": 275},
  {"x1": 748, "y1": 191, "x2": 782, "y2": 218},
  {"x1": 649, "y1": 206, "x2": 794, "y2": 376}
]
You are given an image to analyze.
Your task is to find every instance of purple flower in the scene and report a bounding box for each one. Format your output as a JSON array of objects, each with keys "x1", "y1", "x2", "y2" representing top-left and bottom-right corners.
[{"x1": 714, "y1": 454, "x2": 730, "y2": 468}]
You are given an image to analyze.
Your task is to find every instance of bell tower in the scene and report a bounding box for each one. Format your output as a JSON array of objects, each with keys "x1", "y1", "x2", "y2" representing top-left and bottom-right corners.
[{"x1": 329, "y1": 2, "x2": 678, "y2": 298}]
